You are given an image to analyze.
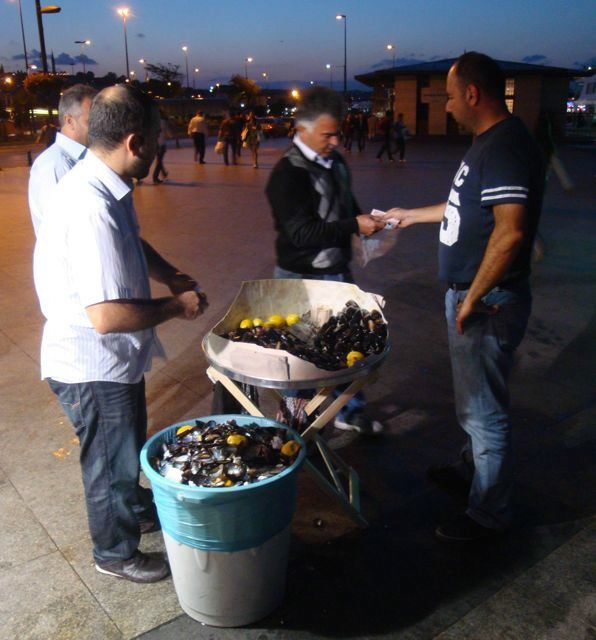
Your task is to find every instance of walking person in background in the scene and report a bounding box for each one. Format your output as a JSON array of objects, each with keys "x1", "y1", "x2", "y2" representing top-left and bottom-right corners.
[
  {"x1": 381, "y1": 52, "x2": 545, "y2": 543},
  {"x1": 152, "y1": 110, "x2": 170, "y2": 184},
  {"x1": 218, "y1": 112, "x2": 237, "y2": 166},
  {"x1": 367, "y1": 112, "x2": 378, "y2": 140},
  {"x1": 36, "y1": 117, "x2": 58, "y2": 148},
  {"x1": 234, "y1": 112, "x2": 245, "y2": 158},
  {"x1": 29, "y1": 84, "x2": 97, "y2": 237},
  {"x1": 392, "y1": 113, "x2": 408, "y2": 164},
  {"x1": 355, "y1": 112, "x2": 368, "y2": 151},
  {"x1": 187, "y1": 110, "x2": 208, "y2": 163},
  {"x1": 342, "y1": 113, "x2": 355, "y2": 153},
  {"x1": 243, "y1": 111, "x2": 262, "y2": 168},
  {"x1": 376, "y1": 110, "x2": 394, "y2": 162}
]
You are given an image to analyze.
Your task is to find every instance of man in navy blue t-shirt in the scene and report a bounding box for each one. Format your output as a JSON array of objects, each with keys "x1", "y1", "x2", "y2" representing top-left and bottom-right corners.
[{"x1": 382, "y1": 52, "x2": 544, "y2": 543}]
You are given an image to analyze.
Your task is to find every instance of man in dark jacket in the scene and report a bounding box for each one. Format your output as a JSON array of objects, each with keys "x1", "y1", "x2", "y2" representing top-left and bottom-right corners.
[{"x1": 265, "y1": 86, "x2": 384, "y2": 433}]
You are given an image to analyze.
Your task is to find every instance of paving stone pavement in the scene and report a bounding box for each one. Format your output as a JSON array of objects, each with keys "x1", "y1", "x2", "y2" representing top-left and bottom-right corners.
[{"x1": 0, "y1": 136, "x2": 594, "y2": 640}]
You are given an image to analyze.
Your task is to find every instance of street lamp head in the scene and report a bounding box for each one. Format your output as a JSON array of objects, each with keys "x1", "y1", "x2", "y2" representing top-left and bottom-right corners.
[
  {"x1": 40, "y1": 5, "x2": 61, "y2": 14},
  {"x1": 182, "y1": 45, "x2": 188, "y2": 52},
  {"x1": 4, "y1": 77, "x2": 13, "y2": 85},
  {"x1": 291, "y1": 89, "x2": 299, "y2": 99},
  {"x1": 336, "y1": 14, "x2": 346, "y2": 19},
  {"x1": 326, "y1": 63, "x2": 331, "y2": 69},
  {"x1": 194, "y1": 68, "x2": 199, "y2": 73},
  {"x1": 387, "y1": 44, "x2": 394, "y2": 51},
  {"x1": 139, "y1": 58, "x2": 145, "y2": 64},
  {"x1": 246, "y1": 57, "x2": 253, "y2": 63},
  {"x1": 117, "y1": 7, "x2": 130, "y2": 18}
]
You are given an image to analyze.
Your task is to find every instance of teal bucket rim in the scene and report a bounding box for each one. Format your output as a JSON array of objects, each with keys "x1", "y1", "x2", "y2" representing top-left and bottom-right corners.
[{"x1": 140, "y1": 414, "x2": 306, "y2": 495}]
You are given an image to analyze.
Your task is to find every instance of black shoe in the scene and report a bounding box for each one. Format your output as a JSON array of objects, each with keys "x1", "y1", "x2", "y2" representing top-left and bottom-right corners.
[
  {"x1": 96, "y1": 551, "x2": 170, "y2": 583},
  {"x1": 139, "y1": 517, "x2": 161, "y2": 535},
  {"x1": 435, "y1": 513, "x2": 502, "y2": 544},
  {"x1": 334, "y1": 414, "x2": 383, "y2": 435},
  {"x1": 153, "y1": 178, "x2": 163, "y2": 184},
  {"x1": 199, "y1": 160, "x2": 206, "y2": 164},
  {"x1": 427, "y1": 464, "x2": 471, "y2": 497}
]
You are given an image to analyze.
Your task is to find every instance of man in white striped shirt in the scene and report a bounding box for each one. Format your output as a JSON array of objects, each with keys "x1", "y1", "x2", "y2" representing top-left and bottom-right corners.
[
  {"x1": 34, "y1": 84, "x2": 208, "y2": 583},
  {"x1": 28, "y1": 84, "x2": 97, "y2": 237},
  {"x1": 381, "y1": 52, "x2": 544, "y2": 543}
]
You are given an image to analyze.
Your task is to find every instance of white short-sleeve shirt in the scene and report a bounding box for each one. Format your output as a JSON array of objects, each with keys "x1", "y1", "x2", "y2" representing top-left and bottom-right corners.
[
  {"x1": 28, "y1": 131, "x2": 86, "y2": 237},
  {"x1": 34, "y1": 151, "x2": 165, "y2": 384}
]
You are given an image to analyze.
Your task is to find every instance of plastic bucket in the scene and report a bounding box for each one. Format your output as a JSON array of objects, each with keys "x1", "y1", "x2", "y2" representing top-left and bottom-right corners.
[{"x1": 140, "y1": 415, "x2": 305, "y2": 626}]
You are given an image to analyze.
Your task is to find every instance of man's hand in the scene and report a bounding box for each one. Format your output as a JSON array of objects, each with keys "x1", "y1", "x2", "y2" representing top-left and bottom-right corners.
[
  {"x1": 167, "y1": 271, "x2": 198, "y2": 295},
  {"x1": 176, "y1": 290, "x2": 207, "y2": 320},
  {"x1": 381, "y1": 208, "x2": 413, "y2": 228},
  {"x1": 356, "y1": 214, "x2": 385, "y2": 237},
  {"x1": 455, "y1": 295, "x2": 499, "y2": 335}
]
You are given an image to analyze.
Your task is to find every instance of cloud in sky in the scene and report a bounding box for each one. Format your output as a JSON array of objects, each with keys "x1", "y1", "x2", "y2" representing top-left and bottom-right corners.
[
  {"x1": 75, "y1": 54, "x2": 97, "y2": 65},
  {"x1": 137, "y1": 32, "x2": 145, "y2": 38},
  {"x1": 55, "y1": 52, "x2": 76, "y2": 65},
  {"x1": 522, "y1": 54, "x2": 548, "y2": 64},
  {"x1": 369, "y1": 56, "x2": 433, "y2": 70}
]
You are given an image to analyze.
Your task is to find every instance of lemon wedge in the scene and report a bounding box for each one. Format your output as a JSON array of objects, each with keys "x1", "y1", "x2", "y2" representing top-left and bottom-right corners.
[
  {"x1": 286, "y1": 313, "x2": 300, "y2": 326},
  {"x1": 346, "y1": 351, "x2": 365, "y2": 367},
  {"x1": 281, "y1": 440, "x2": 301, "y2": 457},
  {"x1": 239, "y1": 318, "x2": 253, "y2": 329},
  {"x1": 176, "y1": 425, "x2": 194, "y2": 436}
]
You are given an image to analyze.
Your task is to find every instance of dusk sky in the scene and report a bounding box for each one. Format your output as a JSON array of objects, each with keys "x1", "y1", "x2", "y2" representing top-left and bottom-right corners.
[{"x1": 1, "y1": 0, "x2": 594, "y2": 88}]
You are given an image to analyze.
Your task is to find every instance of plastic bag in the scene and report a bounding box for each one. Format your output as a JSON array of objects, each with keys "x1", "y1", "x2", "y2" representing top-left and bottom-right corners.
[
  {"x1": 352, "y1": 229, "x2": 398, "y2": 267},
  {"x1": 214, "y1": 140, "x2": 225, "y2": 154}
]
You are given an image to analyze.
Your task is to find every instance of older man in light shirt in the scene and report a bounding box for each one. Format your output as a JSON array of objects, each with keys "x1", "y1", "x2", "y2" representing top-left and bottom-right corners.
[
  {"x1": 28, "y1": 84, "x2": 97, "y2": 236},
  {"x1": 34, "y1": 84, "x2": 208, "y2": 583}
]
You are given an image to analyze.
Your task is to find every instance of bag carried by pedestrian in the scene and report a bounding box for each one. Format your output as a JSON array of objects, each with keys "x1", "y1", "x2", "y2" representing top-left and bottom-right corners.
[{"x1": 214, "y1": 139, "x2": 225, "y2": 154}]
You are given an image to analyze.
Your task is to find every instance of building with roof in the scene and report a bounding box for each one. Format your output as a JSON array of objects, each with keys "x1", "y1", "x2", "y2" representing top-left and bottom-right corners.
[{"x1": 355, "y1": 58, "x2": 579, "y2": 138}]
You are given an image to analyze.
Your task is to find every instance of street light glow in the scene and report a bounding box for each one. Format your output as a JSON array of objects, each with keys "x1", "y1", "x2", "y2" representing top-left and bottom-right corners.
[
  {"x1": 182, "y1": 45, "x2": 188, "y2": 52},
  {"x1": 116, "y1": 7, "x2": 130, "y2": 17},
  {"x1": 336, "y1": 14, "x2": 345, "y2": 19}
]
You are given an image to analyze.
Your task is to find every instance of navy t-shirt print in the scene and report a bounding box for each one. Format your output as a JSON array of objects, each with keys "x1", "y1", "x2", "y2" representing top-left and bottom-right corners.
[{"x1": 438, "y1": 117, "x2": 544, "y2": 284}]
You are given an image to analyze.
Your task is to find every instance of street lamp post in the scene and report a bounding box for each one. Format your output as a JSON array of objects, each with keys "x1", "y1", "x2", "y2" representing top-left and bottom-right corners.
[
  {"x1": 335, "y1": 14, "x2": 347, "y2": 97},
  {"x1": 194, "y1": 67, "x2": 199, "y2": 90},
  {"x1": 74, "y1": 39, "x2": 91, "y2": 74},
  {"x1": 116, "y1": 7, "x2": 131, "y2": 80},
  {"x1": 181, "y1": 45, "x2": 189, "y2": 91},
  {"x1": 245, "y1": 57, "x2": 253, "y2": 80},
  {"x1": 325, "y1": 63, "x2": 333, "y2": 89},
  {"x1": 139, "y1": 58, "x2": 148, "y2": 82},
  {"x1": 15, "y1": 0, "x2": 29, "y2": 73},
  {"x1": 35, "y1": 2, "x2": 61, "y2": 73},
  {"x1": 387, "y1": 44, "x2": 396, "y2": 68}
]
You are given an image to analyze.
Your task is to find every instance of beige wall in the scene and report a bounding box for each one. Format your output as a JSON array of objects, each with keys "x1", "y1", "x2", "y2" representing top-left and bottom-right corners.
[
  {"x1": 425, "y1": 75, "x2": 448, "y2": 135},
  {"x1": 512, "y1": 76, "x2": 542, "y2": 133},
  {"x1": 393, "y1": 76, "x2": 417, "y2": 132}
]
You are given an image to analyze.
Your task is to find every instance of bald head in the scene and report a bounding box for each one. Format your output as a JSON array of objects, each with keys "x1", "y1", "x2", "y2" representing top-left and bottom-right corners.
[{"x1": 88, "y1": 84, "x2": 158, "y2": 152}]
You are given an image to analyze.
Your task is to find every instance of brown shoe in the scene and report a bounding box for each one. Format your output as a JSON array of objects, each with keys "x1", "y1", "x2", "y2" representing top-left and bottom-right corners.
[{"x1": 95, "y1": 551, "x2": 170, "y2": 583}]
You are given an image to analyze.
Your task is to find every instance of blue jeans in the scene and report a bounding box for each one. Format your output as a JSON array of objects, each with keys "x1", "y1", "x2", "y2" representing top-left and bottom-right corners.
[
  {"x1": 273, "y1": 265, "x2": 365, "y2": 420},
  {"x1": 446, "y1": 280, "x2": 532, "y2": 530},
  {"x1": 48, "y1": 378, "x2": 154, "y2": 563}
]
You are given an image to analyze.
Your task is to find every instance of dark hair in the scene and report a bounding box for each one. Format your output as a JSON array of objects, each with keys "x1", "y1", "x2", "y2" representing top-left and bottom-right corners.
[
  {"x1": 453, "y1": 52, "x2": 505, "y2": 101},
  {"x1": 88, "y1": 84, "x2": 157, "y2": 151},
  {"x1": 295, "y1": 87, "x2": 344, "y2": 125},
  {"x1": 58, "y1": 84, "x2": 97, "y2": 127}
]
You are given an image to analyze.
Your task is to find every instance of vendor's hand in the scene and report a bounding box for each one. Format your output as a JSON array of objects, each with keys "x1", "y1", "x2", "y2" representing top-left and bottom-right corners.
[
  {"x1": 456, "y1": 296, "x2": 499, "y2": 335},
  {"x1": 381, "y1": 208, "x2": 413, "y2": 228},
  {"x1": 356, "y1": 214, "x2": 385, "y2": 237},
  {"x1": 168, "y1": 271, "x2": 198, "y2": 295},
  {"x1": 176, "y1": 290, "x2": 206, "y2": 320}
]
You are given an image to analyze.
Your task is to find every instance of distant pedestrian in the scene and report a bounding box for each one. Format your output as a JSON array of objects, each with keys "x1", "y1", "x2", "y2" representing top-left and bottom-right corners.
[
  {"x1": 392, "y1": 113, "x2": 407, "y2": 163},
  {"x1": 242, "y1": 111, "x2": 262, "y2": 168},
  {"x1": 341, "y1": 113, "x2": 355, "y2": 152},
  {"x1": 234, "y1": 112, "x2": 245, "y2": 157},
  {"x1": 367, "y1": 112, "x2": 378, "y2": 140},
  {"x1": 376, "y1": 110, "x2": 394, "y2": 162},
  {"x1": 218, "y1": 113, "x2": 237, "y2": 165},
  {"x1": 152, "y1": 111, "x2": 170, "y2": 184},
  {"x1": 355, "y1": 112, "x2": 367, "y2": 151},
  {"x1": 187, "y1": 110, "x2": 208, "y2": 163},
  {"x1": 36, "y1": 118, "x2": 58, "y2": 148}
]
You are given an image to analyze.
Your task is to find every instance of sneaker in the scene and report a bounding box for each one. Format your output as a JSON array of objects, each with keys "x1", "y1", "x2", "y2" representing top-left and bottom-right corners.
[
  {"x1": 435, "y1": 513, "x2": 502, "y2": 543},
  {"x1": 96, "y1": 550, "x2": 170, "y2": 583},
  {"x1": 427, "y1": 464, "x2": 471, "y2": 498},
  {"x1": 334, "y1": 415, "x2": 383, "y2": 434},
  {"x1": 139, "y1": 516, "x2": 161, "y2": 535}
]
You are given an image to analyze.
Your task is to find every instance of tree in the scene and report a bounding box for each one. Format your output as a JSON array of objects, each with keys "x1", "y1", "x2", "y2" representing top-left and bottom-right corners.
[
  {"x1": 24, "y1": 72, "x2": 64, "y2": 109},
  {"x1": 229, "y1": 74, "x2": 261, "y2": 107},
  {"x1": 144, "y1": 63, "x2": 182, "y2": 84}
]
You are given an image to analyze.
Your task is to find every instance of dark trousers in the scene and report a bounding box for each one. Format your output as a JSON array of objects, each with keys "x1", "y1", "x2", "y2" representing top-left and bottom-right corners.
[
  {"x1": 224, "y1": 138, "x2": 237, "y2": 165},
  {"x1": 393, "y1": 138, "x2": 405, "y2": 160},
  {"x1": 192, "y1": 133, "x2": 205, "y2": 162},
  {"x1": 376, "y1": 134, "x2": 393, "y2": 160},
  {"x1": 357, "y1": 131, "x2": 366, "y2": 151},
  {"x1": 48, "y1": 378, "x2": 154, "y2": 563},
  {"x1": 152, "y1": 144, "x2": 167, "y2": 181}
]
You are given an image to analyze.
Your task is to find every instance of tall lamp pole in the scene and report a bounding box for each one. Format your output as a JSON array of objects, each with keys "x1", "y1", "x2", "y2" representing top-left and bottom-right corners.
[
  {"x1": 139, "y1": 58, "x2": 148, "y2": 82},
  {"x1": 182, "y1": 45, "x2": 189, "y2": 91},
  {"x1": 35, "y1": 2, "x2": 61, "y2": 73},
  {"x1": 117, "y1": 7, "x2": 131, "y2": 80},
  {"x1": 387, "y1": 44, "x2": 396, "y2": 68},
  {"x1": 16, "y1": 0, "x2": 29, "y2": 72},
  {"x1": 74, "y1": 39, "x2": 91, "y2": 74},
  {"x1": 245, "y1": 56, "x2": 253, "y2": 80},
  {"x1": 336, "y1": 14, "x2": 347, "y2": 97},
  {"x1": 325, "y1": 63, "x2": 333, "y2": 89}
]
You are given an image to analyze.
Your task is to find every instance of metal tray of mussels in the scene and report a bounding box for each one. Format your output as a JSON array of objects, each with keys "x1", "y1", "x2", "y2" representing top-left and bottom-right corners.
[{"x1": 202, "y1": 279, "x2": 390, "y2": 390}]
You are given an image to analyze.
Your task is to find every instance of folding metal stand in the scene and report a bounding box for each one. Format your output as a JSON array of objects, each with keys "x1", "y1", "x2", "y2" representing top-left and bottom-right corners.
[{"x1": 206, "y1": 364, "x2": 382, "y2": 528}]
